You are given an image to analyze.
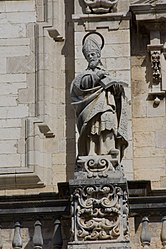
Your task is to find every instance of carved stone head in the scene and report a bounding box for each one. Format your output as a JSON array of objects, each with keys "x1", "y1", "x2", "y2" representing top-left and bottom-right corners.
[{"x1": 82, "y1": 37, "x2": 101, "y2": 68}]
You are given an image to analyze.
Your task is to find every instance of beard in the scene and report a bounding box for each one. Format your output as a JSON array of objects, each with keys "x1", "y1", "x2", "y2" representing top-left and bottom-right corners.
[{"x1": 88, "y1": 60, "x2": 99, "y2": 69}]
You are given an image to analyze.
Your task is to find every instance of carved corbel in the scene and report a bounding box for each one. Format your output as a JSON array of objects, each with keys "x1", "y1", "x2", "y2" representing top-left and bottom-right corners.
[
  {"x1": 48, "y1": 29, "x2": 64, "y2": 42},
  {"x1": 83, "y1": 0, "x2": 118, "y2": 14},
  {"x1": 38, "y1": 123, "x2": 55, "y2": 138}
]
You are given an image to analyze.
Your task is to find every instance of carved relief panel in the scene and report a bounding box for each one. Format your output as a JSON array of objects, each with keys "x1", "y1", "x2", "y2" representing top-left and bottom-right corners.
[
  {"x1": 71, "y1": 184, "x2": 129, "y2": 242},
  {"x1": 151, "y1": 51, "x2": 162, "y2": 85}
]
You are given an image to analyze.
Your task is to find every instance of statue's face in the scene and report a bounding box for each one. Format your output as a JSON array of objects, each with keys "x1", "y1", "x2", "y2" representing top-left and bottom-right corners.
[{"x1": 86, "y1": 51, "x2": 100, "y2": 69}]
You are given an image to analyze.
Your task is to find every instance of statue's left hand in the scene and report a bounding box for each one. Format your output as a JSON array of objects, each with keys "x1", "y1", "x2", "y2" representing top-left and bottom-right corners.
[{"x1": 110, "y1": 83, "x2": 125, "y2": 97}]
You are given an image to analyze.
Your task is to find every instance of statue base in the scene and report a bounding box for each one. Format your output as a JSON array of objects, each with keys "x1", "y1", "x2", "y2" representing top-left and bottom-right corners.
[{"x1": 74, "y1": 154, "x2": 123, "y2": 179}]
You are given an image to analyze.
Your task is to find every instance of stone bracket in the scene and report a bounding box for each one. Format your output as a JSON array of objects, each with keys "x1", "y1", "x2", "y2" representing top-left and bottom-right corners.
[
  {"x1": 38, "y1": 123, "x2": 55, "y2": 138},
  {"x1": 48, "y1": 29, "x2": 64, "y2": 42}
]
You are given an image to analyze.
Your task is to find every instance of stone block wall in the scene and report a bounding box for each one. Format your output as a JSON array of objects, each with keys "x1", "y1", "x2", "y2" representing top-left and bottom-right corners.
[
  {"x1": 0, "y1": 0, "x2": 166, "y2": 193},
  {"x1": 0, "y1": 0, "x2": 36, "y2": 187},
  {"x1": 0, "y1": 0, "x2": 69, "y2": 193},
  {"x1": 130, "y1": 6, "x2": 166, "y2": 188}
]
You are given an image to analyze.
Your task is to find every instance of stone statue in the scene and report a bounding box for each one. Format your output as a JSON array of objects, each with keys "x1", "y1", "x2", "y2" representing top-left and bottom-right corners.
[{"x1": 70, "y1": 34, "x2": 128, "y2": 161}]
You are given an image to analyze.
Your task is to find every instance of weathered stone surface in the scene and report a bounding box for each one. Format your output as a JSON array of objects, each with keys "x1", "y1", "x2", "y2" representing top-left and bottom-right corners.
[
  {"x1": 133, "y1": 131, "x2": 155, "y2": 148},
  {"x1": 147, "y1": 99, "x2": 165, "y2": 117},
  {"x1": 134, "y1": 157, "x2": 165, "y2": 181}
]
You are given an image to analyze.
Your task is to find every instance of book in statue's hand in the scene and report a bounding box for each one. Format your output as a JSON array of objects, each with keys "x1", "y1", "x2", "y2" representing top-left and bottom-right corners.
[{"x1": 100, "y1": 76, "x2": 128, "y2": 89}]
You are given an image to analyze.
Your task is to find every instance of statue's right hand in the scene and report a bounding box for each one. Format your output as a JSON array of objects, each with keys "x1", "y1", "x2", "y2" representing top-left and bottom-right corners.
[{"x1": 96, "y1": 70, "x2": 105, "y2": 79}]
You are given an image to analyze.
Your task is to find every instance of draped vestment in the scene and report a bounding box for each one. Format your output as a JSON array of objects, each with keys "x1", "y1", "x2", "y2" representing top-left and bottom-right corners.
[{"x1": 70, "y1": 67, "x2": 128, "y2": 159}]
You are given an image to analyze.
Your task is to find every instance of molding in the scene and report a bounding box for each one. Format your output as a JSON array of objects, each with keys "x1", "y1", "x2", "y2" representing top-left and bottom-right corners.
[
  {"x1": 72, "y1": 12, "x2": 130, "y2": 31},
  {"x1": 0, "y1": 172, "x2": 45, "y2": 190},
  {"x1": 130, "y1": 3, "x2": 166, "y2": 22},
  {"x1": 147, "y1": 44, "x2": 163, "y2": 51},
  {"x1": 147, "y1": 91, "x2": 166, "y2": 101},
  {"x1": 128, "y1": 180, "x2": 166, "y2": 216},
  {"x1": 0, "y1": 192, "x2": 69, "y2": 222},
  {"x1": 72, "y1": 12, "x2": 130, "y2": 21}
]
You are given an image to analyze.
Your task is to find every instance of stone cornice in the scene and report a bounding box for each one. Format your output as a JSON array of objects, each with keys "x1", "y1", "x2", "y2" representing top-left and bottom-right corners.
[
  {"x1": 128, "y1": 180, "x2": 166, "y2": 216},
  {"x1": 130, "y1": 2, "x2": 166, "y2": 21},
  {"x1": 72, "y1": 12, "x2": 131, "y2": 21},
  {"x1": 0, "y1": 192, "x2": 69, "y2": 222}
]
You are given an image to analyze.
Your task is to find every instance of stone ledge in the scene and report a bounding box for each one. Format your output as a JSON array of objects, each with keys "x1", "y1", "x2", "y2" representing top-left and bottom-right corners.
[
  {"x1": 72, "y1": 12, "x2": 131, "y2": 21},
  {"x1": 0, "y1": 191, "x2": 69, "y2": 222},
  {"x1": 130, "y1": 3, "x2": 166, "y2": 21},
  {"x1": 128, "y1": 180, "x2": 166, "y2": 216},
  {"x1": 68, "y1": 241, "x2": 131, "y2": 249},
  {"x1": 0, "y1": 171, "x2": 45, "y2": 190}
]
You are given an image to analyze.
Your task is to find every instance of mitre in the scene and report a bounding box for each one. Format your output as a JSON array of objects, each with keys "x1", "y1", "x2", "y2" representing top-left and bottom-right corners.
[{"x1": 82, "y1": 37, "x2": 101, "y2": 58}]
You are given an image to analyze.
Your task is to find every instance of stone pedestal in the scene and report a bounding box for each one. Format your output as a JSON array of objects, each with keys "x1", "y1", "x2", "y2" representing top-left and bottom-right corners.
[{"x1": 68, "y1": 155, "x2": 131, "y2": 249}]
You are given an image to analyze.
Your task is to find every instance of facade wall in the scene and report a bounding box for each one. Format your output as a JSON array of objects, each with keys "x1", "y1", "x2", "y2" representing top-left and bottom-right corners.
[
  {"x1": 0, "y1": 0, "x2": 166, "y2": 249},
  {"x1": 0, "y1": 0, "x2": 70, "y2": 194},
  {"x1": 130, "y1": 1, "x2": 166, "y2": 189},
  {"x1": 0, "y1": 1, "x2": 165, "y2": 190}
]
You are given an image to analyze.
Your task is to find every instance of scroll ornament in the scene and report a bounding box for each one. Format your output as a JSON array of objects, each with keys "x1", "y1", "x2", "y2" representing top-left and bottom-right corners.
[{"x1": 71, "y1": 184, "x2": 129, "y2": 241}]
